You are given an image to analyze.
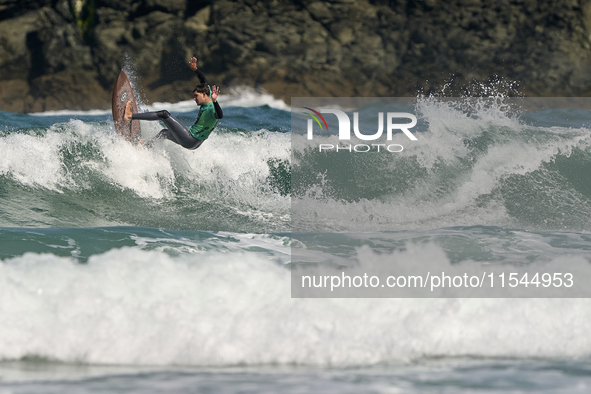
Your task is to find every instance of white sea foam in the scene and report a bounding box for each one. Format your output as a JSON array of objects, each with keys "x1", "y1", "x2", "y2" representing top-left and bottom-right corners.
[
  {"x1": 1, "y1": 243, "x2": 591, "y2": 366},
  {"x1": 146, "y1": 87, "x2": 290, "y2": 113},
  {"x1": 292, "y1": 96, "x2": 591, "y2": 231},
  {"x1": 0, "y1": 117, "x2": 290, "y2": 208},
  {"x1": 29, "y1": 109, "x2": 113, "y2": 116},
  {"x1": 29, "y1": 87, "x2": 290, "y2": 116},
  {"x1": 0, "y1": 129, "x2": 72, "y2": 191}
]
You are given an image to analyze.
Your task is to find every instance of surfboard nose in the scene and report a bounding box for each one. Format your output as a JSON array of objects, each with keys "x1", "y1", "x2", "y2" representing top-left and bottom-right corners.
[{"x1": 112, "y1": 70, "x2": 141, "y2": 142}]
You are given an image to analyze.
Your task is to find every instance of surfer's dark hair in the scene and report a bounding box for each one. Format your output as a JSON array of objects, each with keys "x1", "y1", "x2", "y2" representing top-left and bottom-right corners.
[{"x1": 193, "y1": 83, "x2": 210, "y2": 95}]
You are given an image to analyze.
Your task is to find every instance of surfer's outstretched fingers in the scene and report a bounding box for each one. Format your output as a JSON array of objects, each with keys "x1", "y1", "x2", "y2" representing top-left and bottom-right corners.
[
  {"x1": 189, "y1": 57, "x2": 197, "y2": 71},
  {"x1": 124, "y1": 101, "x2": 133, "y2": 121}
]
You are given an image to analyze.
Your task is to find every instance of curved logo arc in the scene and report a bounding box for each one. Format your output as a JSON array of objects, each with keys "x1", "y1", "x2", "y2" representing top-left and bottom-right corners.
[{"x1": 303, "y1": 107, "x2": 329, "y2": 131}]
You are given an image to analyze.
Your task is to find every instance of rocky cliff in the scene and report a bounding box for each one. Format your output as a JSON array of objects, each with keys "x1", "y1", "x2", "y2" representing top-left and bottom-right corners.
[{"x1": 1, "y1": 0, "x2": 591, "y2": 112}]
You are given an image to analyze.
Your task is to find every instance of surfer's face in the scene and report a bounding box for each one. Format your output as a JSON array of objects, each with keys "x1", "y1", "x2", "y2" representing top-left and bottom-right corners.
[{"x1": 193, "y1": 92, "x2": 207, "y2": 105}]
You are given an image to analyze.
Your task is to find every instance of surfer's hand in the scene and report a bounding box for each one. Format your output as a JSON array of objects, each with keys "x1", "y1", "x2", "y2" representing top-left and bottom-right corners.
[
  {"x1": 124, "y1": 101, "x2": 133, "y2": 121},
  {"x1": 211, "y1": 85, "x2": 220, "y2": 101},
  {"x1": 189, "y1": 57, "x2": 197, "y2": 71}
]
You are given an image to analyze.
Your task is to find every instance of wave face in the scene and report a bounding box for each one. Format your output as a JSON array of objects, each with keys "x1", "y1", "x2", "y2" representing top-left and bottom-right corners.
[
  {"x1": 292, "y1": 97, "x2": 591, "y2": 232},
  {"x1": 0, "y1": 93, "x2": 291, "y2": 232},
  {"x1": 6, "y1": 95, "x2": 591, "y2": 233}
]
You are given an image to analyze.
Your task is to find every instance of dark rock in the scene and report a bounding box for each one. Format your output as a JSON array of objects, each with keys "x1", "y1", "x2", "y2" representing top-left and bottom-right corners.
[
  {"x1": 27, "y1": 70, "x2": 108, "y2": 112},
  {"x1": 1, "y1": 0, "x2": 591, "y2": 112},
  {"x1": 139, "y1": 0, "x2": 186, "y2": 16},
  {"x1": 0, "y1": 11, "x2": 39, "y2": 80},
  {"x1": 0, "y1": 0, "x2": 51, "y2": 20},
  {"x1": 306, "y1": 2, "x2": 333, "y2": 24},
  {"x1": 32, "y1": 8, "x2": 94, "y2": 74},
  {"x1": 95, "y1": 0, "x2": 138, "y2": 13}
]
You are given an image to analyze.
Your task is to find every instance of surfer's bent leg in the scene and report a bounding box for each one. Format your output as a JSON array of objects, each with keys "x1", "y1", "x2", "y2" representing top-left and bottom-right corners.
[
  {"x1": 131, "y1": 110, "x2": 170, "y2": 121},
  {"x1": 131, "y1": 111, "x2": 203, "y2": 150},
  {"x1": 155, "y1": 129, "x2": 173, "y2": 140}
]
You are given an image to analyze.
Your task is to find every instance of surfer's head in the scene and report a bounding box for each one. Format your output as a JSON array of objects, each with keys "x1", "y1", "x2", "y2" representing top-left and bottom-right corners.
[{"x1": 193, "y1": 84, "x2": 211, "y2": 105}]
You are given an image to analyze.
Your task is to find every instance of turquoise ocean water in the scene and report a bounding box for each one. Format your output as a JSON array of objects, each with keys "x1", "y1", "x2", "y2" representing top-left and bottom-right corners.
[{"x1": 2, "y1": 88, "x2": 591, "y2": 392}]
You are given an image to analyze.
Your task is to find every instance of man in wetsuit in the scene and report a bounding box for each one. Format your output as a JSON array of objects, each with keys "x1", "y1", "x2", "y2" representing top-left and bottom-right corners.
[{"x1": 124, "y1": 56, "x2": 223, "y2": 150}]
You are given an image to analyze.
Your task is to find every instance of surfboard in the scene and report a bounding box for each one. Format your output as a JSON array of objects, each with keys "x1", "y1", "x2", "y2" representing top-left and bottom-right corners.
[{"x1": 111, "y1": 70, "x2": 141, "y2": 142}]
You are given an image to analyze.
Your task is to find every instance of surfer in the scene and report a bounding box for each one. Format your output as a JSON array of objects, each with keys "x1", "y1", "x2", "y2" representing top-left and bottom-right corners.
[{"x1": 124, "y1": 56, "x2": 223, "y2": 150}]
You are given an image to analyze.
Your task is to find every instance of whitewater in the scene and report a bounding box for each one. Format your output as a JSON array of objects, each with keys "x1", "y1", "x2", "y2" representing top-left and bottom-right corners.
[{"x1": 2, "y1": 88, "x2": 591, "y2": 392}]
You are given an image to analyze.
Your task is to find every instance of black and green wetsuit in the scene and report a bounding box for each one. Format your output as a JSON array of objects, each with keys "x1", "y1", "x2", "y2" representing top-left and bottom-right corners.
[{"x1": 131, "y1": 68, "x2": 223, "y2": 150}]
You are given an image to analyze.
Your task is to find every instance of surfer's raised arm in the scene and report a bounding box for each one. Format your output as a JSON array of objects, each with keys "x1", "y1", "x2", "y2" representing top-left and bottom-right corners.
[
  {"x1": 189, "y1": 57, "x2": 208, "y2": 85},
  {"x1": 189, "y1": 56, "x2": 222, "y2": 119}
]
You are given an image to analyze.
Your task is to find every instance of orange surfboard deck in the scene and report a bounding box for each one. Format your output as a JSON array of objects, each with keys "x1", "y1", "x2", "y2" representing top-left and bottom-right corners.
[{"x1": 111, "y1": 70, "x2": 141, "y2": 142}]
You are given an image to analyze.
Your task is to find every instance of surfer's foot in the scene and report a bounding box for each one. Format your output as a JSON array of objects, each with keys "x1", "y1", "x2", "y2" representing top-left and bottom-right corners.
[{"x1": 124, "y1": 101, "x2": 133, "y2": 121}]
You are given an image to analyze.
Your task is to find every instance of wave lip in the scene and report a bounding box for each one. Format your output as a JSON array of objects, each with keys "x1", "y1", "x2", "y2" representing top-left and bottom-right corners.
[{"x1": 292, "y1": 97, "x2": 591, "y2": 232}]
